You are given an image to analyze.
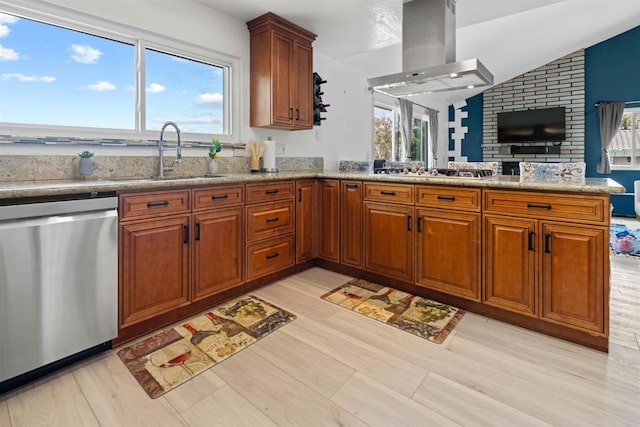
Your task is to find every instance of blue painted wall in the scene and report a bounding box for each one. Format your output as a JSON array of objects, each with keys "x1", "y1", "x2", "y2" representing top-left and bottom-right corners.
[
  {"x1": 585, "y1": 25, "x2": 640, "y2": 216},
  {"x1": 448, "y1": 93, "x2": 484, "y2": 162}
]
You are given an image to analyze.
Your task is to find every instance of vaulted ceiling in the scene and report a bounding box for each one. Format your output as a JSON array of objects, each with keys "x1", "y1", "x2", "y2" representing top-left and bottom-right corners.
[{"x1": 198, "y1": 0, "x2": 640, "y2": 105}]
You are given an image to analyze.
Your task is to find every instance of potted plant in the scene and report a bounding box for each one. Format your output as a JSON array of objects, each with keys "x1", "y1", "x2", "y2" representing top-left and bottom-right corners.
[
  {"x1": 208, "y1": 139, "x2": 222, "y2": 174},
  {"x1": 78, "y1": 150, "x2": 98, "y2": 176}
]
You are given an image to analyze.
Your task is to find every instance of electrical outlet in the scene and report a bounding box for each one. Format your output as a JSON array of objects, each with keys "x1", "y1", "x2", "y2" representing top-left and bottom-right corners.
[{"x1": 275, "y1": 142, "x2": 285, "y2": 154}]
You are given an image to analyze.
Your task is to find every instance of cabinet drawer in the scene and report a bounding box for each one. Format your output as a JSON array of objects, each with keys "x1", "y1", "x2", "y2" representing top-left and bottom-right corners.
[
  {"x1": 193, "y1": 185, "x2": 244, "y2": 211},
  {"x1": 415, "y1": 186, "x2": 481, "y2": 212},
  {"x1": 119, "y1": 190, "x2": 190, "y2": 220},
  {"x1": 246, "y1": 234, "x2": 294, "y2": 280},
  {"x1": 363, "y1": 182, "x2": 414, "y2": 205},
  {"x1": 484, "y1": 190, "x2": 608, "y2": 225},
  {"x1": 246, "y1": 200, "x2": 295, "y2": 242},
  {"x1": 246, "y1": 181, "x2": 295, "y2": 204}
]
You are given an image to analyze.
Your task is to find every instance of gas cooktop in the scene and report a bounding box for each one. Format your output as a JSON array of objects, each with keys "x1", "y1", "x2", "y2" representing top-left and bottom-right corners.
[{"x1": 372, "y1": 168, "x2": 494, "y2": 178}]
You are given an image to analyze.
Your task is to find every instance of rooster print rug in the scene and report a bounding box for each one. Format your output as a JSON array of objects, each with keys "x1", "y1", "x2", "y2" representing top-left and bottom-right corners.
[
  {"x1": 321, "y1": 279, "x2": 464, "y2": 344},
  {"x1": 117, "y1": 295, "x2": 295, "y2": 398}
]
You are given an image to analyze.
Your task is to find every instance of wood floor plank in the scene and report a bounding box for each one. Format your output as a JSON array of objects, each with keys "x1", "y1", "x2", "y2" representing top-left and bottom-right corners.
[
  {"x1": 291, "y1": 267, "x2": 354, "y2": 291},
  {"x1": 253, "y1": 281, "x2": 341, "y2": 322},
  {"x1": 71, "y1": 352, "x2": 187, "y2": 427},
  {"x1": 413, "y1": 372, "x2": 551, "y2": 427},
  {"x1": 4, "y1": 369, "x2": 99, "y2": 427},
  {"x1": 212, "y1": 348, "x2": 368, "y2": 427},
  {"x1": 163, "y1": 370, "x2": 226, "y2": 414},
  {"x1": 331, "y1": 371, "x2": 458, "y2": 427},
  {"x1": 0, "y1": 399, "x2": 9, "y2": 427},
  {"x1": 181, "y1": 385, "x2": 278, "y2": 427},
  {"x1": 283, "y1": 314, "x2": 430, "y2": 398},
  {"x1": 250, "y1": 330, "x2": 355, "y2": 398},
  {"x1": 446, "y1": 333, "x2": 640, "y2": 424}
]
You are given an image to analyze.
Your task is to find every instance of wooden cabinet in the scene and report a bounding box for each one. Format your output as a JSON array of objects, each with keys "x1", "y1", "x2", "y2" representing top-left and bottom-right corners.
[
  {"x1": 296, "y1": 179, "x2": 316, "y2": 263},
  {"x1": 415, "y1": 185, "x2": 481, "y2": 301},
  {"x1": 363, "y1": 202, "x2": 414, "y2": 282},
  {"x1": 247, "y1": 12, "x2": 316, "y2": 130},
  {"x1": 340, "y1": 180, "x2": 363, "y2": 268},
  {"x1": 484, "y1": 216, "x2": 537, "y2": 316},
  {"x1": 317, "y1": 179, "x2": 340, "y2": 262},
  {"x1": 416, "y1": 208, "x2": 481, "y2": 301},
  {"x1": 245, "y1": 181, "x2": 296, "y2": 279},
  {"x1": 541, "y1": 223, "x2": 605, "y2": 332},
  {"x1": 119, "y1": 212, "x2": 190, "y2": 327},
  {"x1": 192, "y1": 208, "x2": 243, "y2": 302},
  {"x1": 483, "y1": 190, "x2": 609, "y2": 335}
]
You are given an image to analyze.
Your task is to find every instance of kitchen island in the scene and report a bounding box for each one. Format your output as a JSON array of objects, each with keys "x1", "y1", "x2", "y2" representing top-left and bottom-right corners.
[{"x1": 0, "y1": 172, "x2": 624, "y2": 350}]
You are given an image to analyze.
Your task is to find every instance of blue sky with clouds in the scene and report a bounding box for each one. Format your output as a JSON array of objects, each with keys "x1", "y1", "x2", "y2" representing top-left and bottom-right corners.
[{"x1": 0, "y1": 12, "x2": 224, "y2": 134}]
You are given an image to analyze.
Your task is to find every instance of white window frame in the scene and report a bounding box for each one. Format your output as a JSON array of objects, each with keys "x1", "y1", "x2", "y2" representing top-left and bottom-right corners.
[
  {"x1": 0, "y1": 1, "x2": 240, "y2": 143},
  {"x1": 372, "y1": 93, "x2": 430, "y2": 163},
  {"x1": 610, "y1": 107, "x2": 640, "y2": 171}
]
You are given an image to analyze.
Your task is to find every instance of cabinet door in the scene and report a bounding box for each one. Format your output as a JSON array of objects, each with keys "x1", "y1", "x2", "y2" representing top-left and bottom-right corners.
[
  {"x1": 416, "y1": 209, "x2": 481, "y2": 301},
  {"x1": 363, "y1": 202, "x2": 414, "y2": 282},
  {"x1": 293, "y1": 41, "x2": 313, "y2": 129},
  {"x1": 272, "y1": 32, "x2": 294, "y2": 127},
  {"x1": 541, "y1": 223, "x2": 605, "y2": 333},
  {"x1": 120, "y1": 216, "x2": 190, "y2": 327},
  {"x1": 340, "y1": 181, "x2": 362, "y2": 268},
  {"x1": 193, "y1": 208, "x2": 243, "y2": 301},
  {"x1": 296, "y1": 179, "x2": 316, "y2": 263},
  {"x1": 483, "y1": 216, "x2": 537, "y2": 316},
  {"x1": 317, "y1": 180, "x2": 340, "y2": 262}
]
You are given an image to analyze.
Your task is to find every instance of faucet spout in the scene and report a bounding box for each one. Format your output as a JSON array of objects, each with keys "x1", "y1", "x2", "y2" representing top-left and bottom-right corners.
[{"x1": 158, "y1": 121, "x2": 182, "y2": 178}]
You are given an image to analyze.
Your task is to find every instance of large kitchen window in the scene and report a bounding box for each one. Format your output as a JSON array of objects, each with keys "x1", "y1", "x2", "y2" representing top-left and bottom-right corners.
[
  {"x1": 610, "y1": 108, "x2": 640, "y2": 170},
  {"x1": 0, "y1": 9, "x2": 231, "y2": 140},
  {"x1": 373, "y1": 102, "x2": 429, "y2": 164}
]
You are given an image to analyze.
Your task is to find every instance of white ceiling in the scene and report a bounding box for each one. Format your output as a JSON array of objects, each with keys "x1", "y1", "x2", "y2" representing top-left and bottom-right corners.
[{"x1": 198, "y1": 0, "x2": 640, "y2": 104}]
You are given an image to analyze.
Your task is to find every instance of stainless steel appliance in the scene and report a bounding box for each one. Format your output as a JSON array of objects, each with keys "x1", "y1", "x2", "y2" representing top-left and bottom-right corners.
[
  {"x1": 0, "y1": 193, "x2": 118, "y2": 390},
  {"x1": 372, "y1": 167, "x2": 493, "y2": 178}
]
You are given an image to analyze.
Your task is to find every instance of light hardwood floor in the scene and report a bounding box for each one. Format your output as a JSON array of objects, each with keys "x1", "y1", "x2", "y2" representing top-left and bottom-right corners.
[{"x1": 2, "y1": 224, "x2": 639, "y2": 426}]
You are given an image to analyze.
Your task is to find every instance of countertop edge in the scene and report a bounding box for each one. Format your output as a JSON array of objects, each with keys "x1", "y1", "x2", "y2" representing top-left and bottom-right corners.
[{"x1": 0, "y1": 171, "x2": 626, "y2": 199}]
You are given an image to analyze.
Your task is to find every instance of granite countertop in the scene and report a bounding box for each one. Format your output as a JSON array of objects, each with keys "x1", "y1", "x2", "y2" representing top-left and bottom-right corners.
[{"x1": 0, "y1": 171, "x2": 625, "y2": 199}]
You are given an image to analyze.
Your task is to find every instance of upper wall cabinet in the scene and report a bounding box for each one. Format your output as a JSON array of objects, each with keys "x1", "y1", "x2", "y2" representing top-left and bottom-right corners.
[{"x1": 247, "y1": 12, "x2": 317, "y2": 130}]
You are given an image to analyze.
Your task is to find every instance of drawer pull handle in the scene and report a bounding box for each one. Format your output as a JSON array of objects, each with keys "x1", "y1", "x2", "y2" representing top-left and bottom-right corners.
[
  {"x1": 544, "y1": 233, "x2": 551, "y2": 254},
  {"x1": 212, "y1": 194, "x2": 229, "y2": 200},
  {"x1": 296, "y1": 108, "x2": 300, "y2": 120},
  {"x1": 266, "y1": 252, "x2": 279, "y2": 260},
  {"x1": 407, "y1": 215, "x2": 412, "y2": 232},
  {"x1": 437, "y1": 195, "x2": 455, "y2": 201},
  {"x1": 417, "y1": 216, "x2": 423, "y2": 233},
  {"x1": 183, "y1": 225, "x2": 189, "y2": 244},
  {"x1": 345, "y1": 183, "x2": 358, "y2": 189},
  {"x1": 289, "y1": 108, "x2": 294, "y2": 120},
  {"x1": 528, "y1": 231, "x2": 534, "y2": 251},
  {"x1": 527, "y1": 203, "x2": 552, "y2": 210},
  {"x1": 266, "y1": 217, "x2": 280, "y2": 223},
  {"x1": 380, "y1": 191, "x2": 396, "y2": 196},
  {"x1": 147, "y1": 201, "x2": 169, "y2": 208},
  {"x1": 266, "y1": 189, "x2": 279, "y2": 195},
  {"x1": 298, "y1": 188, "x2": 302, "y2": 202},
  {"x1": 195, "y1": 223, "x2": 201, "y2": 241}
]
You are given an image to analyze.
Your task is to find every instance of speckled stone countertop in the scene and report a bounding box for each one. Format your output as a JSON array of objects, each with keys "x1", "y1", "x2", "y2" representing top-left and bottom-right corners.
[{"x1": 0, "y1": 171, "x2": 625, "y2": 199}]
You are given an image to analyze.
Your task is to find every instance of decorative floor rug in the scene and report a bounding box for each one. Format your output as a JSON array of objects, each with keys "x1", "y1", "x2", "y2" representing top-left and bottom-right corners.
[
  {"x1": 321, "y1": 279, "x2": 464, "y2": 344},
  {"x1": 610, "y1": 223, "x2": 640, "y2": 257},
  {"x1": 117, "y1": 295, "x2": 295, "y2": 398}
]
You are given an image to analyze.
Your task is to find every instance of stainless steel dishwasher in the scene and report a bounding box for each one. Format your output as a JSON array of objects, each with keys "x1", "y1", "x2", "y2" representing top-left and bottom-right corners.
[{"x1": 0, "y1": 193, "x2": 118, "y2": 391}]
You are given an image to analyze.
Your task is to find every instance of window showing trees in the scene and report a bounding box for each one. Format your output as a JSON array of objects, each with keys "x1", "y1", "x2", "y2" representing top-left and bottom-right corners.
[
  {"x1": 0, "y1": 10, "x2": 230, "y2": 139},
  {"x1": 610, "y1": 108, "x2": 640, "y2": 169},
  {"x1": 373, "y1": 103, "x2": 429, "y2": 164}
]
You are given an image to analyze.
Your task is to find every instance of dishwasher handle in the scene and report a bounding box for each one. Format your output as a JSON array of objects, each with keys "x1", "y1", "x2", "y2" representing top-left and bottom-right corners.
[{"x1": 0, "y1": 196, "x2": 118, "y2": 221}]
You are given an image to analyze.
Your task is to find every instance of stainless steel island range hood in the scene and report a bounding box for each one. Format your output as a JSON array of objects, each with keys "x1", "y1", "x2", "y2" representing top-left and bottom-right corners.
[{"x1": 368, "y1": 0, "x2": 493, "y2": 97}]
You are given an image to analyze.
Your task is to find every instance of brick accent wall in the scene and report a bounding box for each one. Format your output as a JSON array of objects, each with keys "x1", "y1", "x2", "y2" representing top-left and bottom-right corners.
[{"x1": 482, "y1": 50, "x2": 585, "y2": 170}]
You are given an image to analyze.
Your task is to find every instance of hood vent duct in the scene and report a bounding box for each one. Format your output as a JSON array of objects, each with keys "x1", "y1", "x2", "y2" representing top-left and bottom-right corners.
[{"x1": 368, "y1": 0, "x2": 493, "y2": 97}]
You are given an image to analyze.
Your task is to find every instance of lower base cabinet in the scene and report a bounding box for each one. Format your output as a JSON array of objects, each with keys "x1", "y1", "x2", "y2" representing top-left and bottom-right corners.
[
  {"x1": 246, "y1": 234, "x2": 295, "y2": 281},
  {"x1": 416, "y1": 209, "x2": 481, "y2": 301},
  {"x1": 120, "y1": 215, "x2": 190, "y2": 327}
]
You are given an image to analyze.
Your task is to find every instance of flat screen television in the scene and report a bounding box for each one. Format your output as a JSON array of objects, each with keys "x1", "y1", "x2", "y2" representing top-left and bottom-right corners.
[{"x1": 497, "y1": 107, "x2": 566, "y2": 143}]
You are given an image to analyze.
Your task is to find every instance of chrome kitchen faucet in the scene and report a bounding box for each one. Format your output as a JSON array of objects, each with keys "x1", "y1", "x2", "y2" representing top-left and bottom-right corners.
[{"x1": 158, "y1": 121, "x2": 182, "y2": 178}]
